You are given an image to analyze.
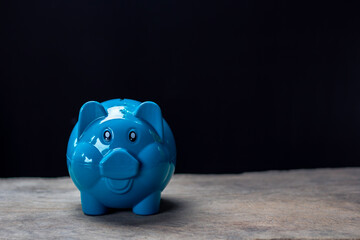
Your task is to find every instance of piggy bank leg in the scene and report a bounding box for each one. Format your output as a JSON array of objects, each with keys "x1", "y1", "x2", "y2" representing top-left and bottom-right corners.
[
  {"x1": 133, "y1": 191, "x2": 161, "y2": 215},
  {"x1": 81, "y1": 192, "x2": 107, "y2": 216}
]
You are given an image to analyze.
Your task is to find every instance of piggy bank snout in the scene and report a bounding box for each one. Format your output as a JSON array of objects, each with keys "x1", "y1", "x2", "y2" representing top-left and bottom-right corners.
[{"x1": 99, "y1": 149, "x2": 140, "y2": 180}]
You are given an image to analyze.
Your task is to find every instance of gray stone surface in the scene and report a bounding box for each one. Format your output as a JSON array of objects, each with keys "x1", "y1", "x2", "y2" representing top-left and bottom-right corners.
[{"x1": 0, "y1": 168, "x2": 360, "y2": 239}]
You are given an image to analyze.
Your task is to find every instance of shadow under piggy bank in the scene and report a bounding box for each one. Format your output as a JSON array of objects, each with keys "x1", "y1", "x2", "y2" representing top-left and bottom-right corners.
[{"x1": 73, "y1": 197, "x2": 189, "y2": 228}]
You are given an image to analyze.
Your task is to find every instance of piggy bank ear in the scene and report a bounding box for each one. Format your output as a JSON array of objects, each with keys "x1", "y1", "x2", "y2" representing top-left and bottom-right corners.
[
  {"x1": 134, "y1": 101, "x2": 164, "y2": 140},
  {"x1": 78, "y1": 101, "x2": 107, "y2": 137}
]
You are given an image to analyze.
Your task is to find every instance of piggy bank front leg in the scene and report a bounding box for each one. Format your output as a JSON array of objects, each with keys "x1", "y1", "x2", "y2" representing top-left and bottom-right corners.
[
  {"x1": 133, "y1": 191, "x2": 161, "y2": 215},
  {"x1": 81, "y1": 192, "x2": 108, "y2": 216}
]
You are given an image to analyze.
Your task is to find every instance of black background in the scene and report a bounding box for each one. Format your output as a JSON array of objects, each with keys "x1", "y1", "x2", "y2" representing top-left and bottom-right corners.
[{"x1": 1, "y1": 1, "x2": 360, "y2": 177}]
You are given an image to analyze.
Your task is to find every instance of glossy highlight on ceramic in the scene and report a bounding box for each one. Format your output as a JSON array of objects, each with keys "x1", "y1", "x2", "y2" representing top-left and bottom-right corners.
[{"x1": 66, "y1": 99, "x2": 176, "y2": 216}]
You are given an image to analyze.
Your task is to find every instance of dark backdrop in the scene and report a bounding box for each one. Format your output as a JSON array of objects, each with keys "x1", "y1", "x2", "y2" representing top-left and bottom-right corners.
[{"x1": 1, "y1": 1, "x2": 360, "y2": 177}]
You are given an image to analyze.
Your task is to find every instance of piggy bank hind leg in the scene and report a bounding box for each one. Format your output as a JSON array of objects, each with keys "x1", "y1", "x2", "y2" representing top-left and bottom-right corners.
[
  {"x1": 133, "y1": 191, "x2": 161, "y2": 215},
  {"x1": 80, "y1": 192, "x2": 108, "y2": 216}
]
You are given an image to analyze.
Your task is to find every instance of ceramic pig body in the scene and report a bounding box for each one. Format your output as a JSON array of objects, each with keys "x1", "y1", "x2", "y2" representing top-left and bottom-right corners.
[{"x1": 66, "y1": 99, "x2": 176, "y2": 216}]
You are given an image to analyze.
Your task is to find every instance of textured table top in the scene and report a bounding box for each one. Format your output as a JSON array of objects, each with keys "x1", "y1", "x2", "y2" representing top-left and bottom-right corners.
[{"x1": 0, "y1": 168, "x2": 359, "y2": 239}]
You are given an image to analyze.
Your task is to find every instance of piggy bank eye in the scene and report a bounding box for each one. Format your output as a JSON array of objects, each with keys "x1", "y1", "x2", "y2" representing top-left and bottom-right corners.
[
  {"x1": 103, "y1": 130, "x2": 112, "y2": 142},
  {"x1": 129, "y1": 131, "x2": 137, "y2": 142}
]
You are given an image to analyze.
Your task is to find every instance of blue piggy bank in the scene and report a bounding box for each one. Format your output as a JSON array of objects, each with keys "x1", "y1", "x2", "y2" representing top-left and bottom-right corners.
[{"x1": 66, "y1": 99, "x2": 176, "y2": 216}]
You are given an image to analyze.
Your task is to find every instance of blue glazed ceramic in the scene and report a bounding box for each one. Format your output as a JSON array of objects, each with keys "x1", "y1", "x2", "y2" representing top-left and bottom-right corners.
[{"x1": 66, "y1": 99, "x2": 176, "y2": 216}]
